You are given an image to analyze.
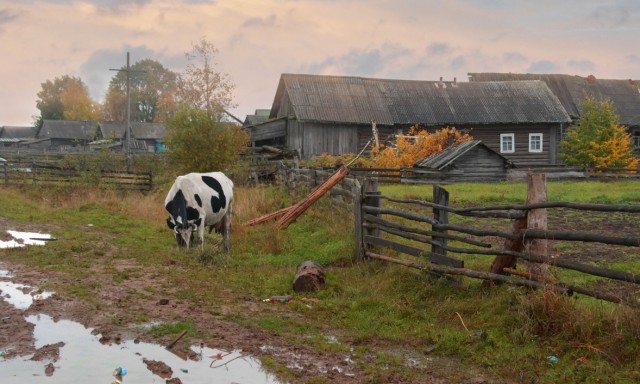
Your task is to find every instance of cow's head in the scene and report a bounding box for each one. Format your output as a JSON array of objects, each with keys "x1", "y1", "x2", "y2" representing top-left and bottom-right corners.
[{"x1": 166, "y1": 216, "x2": 197, "y2": 248}]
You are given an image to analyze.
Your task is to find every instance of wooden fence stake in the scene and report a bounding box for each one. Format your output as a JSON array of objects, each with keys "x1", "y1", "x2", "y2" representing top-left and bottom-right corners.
[
  {"x1": 431, "y1": 185, "x2": 449, "y2": 259},
  {"x1": 524, "y1": 173, "x2": 549, "y2": 277},
  {"x1": 353, "y1": 178, "x2": 364, "y2": 260}
]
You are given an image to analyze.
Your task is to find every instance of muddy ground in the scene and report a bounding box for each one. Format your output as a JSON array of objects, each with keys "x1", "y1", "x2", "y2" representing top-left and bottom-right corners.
[
  {"x1": 1, "y1": 209, "x2": 638, "y2": 383},
  {"x1": 0, "y1": 222, "x2": 490, "y2": 384}
]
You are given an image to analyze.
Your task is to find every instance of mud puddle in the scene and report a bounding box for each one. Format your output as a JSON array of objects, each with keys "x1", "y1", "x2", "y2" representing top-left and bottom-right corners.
[
  {"x1": 0, "y1": 280, "x2": 54, "y2": 310},
  {"x1": 3, "y1": 314, "x2": 280, "y2": 383},
  {"x1": 0, "y1": 270, "x2": 280, "y2": 383},
  {"x1": 0, "y1": 230, "x2": 53, "y2": 249}
]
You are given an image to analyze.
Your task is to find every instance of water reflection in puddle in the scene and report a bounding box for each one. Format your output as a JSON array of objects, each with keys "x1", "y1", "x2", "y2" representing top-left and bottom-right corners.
[
  {"x1": 0, "y1": 230, "x2": 53, "y2": 249},
  {"x1": 0, "y1": 281, "x2": 54, "y2": 309},
  {"x1": 1, "y1": 314, "x2": 281, "y2": 383},
  {"x1": 0, "y1": 269, "x2": 14, "y2": 278}
]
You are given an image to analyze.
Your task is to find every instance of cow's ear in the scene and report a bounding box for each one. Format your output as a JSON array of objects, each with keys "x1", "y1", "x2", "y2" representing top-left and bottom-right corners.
[{"x1": 166, "y1": 217, "x2": 176, "y2": 229}]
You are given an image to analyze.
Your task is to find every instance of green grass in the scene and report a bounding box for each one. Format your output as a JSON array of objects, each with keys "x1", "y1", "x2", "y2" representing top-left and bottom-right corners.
[{"x1": 1, "y1": 180, "x2": 639, "y2": 383}]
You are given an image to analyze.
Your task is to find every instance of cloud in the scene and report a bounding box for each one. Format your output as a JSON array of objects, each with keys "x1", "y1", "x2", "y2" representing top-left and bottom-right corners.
[
  {"x1": 626, "y1": 54, "x2": 640, "y2": 63},
  {"x1": 427, "y1": 42, "x2": 450, "y2": 56},
  {"x1": 302, "y1": 43, "x2": 414, "y2": 77},
  {"x1": 527, "y1": 60, "x2": 557, "y2": 73},
  {"x1": 0, "y1": 8, "x2": 19, "y2": 25},
  {"x1": 589, "y1": 1, "x2": 640, "y2": 27},
  {"x1": 451, "y1": 55, "x2": 466, "y2": 70},
  {"x1": 503, "y1": 51, "x2": 527, "y2": 63},
  {"x1": 567, "y1": 59, "x2": 595, "y2": 72},
  {"x1": 242, "y1": 14, "x2": 277, "y2": 28}
]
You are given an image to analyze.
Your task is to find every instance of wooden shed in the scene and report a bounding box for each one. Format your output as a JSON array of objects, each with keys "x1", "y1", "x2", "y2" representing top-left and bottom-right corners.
[
  {"x1": 252, "y1": 74, "x2": 571, "y2": 165},
  {"x1": 414, "y1": 140, "x2": 513, "y2": 182}
]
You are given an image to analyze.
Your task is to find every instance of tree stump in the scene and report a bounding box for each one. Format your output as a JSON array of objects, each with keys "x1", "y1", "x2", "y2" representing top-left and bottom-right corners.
[{"x1": 292, "y1": 261, "x2": 325, "y2": 292}]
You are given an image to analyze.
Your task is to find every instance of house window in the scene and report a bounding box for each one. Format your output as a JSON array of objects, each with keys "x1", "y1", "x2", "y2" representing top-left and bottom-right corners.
[
  {"x1": 500, "y1": 133, "x2": 515, "y2": 153},
  {"x1": 529, "y1": 133, "x2": 543, "y2": 152},
  {"x1": 633, "y1": 131, "x2": 640, "y2": 149}
]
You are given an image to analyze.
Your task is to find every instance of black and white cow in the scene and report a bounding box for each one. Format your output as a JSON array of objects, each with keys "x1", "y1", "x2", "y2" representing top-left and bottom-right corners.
[{"x1": 165, "y1": 172, "x2": 233, "y2": 251}]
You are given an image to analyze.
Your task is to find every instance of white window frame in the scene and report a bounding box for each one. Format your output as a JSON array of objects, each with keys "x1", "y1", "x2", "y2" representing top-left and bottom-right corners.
[
  {"x1": 500, "y1": 133, "x2": 515, "y2": 153},
  {"x1": 529, "y1": 133, "x2": 543, "y2": 153}
]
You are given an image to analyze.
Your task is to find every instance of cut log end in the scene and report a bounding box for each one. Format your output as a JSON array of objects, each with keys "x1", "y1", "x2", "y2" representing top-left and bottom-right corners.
[{"x1": 293, "y1": 261, "x2": 325, "y2": 292}]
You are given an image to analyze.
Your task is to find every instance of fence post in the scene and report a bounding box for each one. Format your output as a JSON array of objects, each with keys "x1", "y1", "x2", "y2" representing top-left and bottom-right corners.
[
  {"x1": 431, "y1": 185, "x2": 449, "y2": 260},
  {"x1": 524, "y1": 173, "x2": 550, "y2": 278},
  {"x1": 32, "y1": 161, "x2": 36, "y2": 185},
  {"x1": 353, "y1": 178, "x2": 364, "y2": 260},
  {"x1": 2, "y1": 161, "x2": 6, "y2": 185},
  {"x1": 363, "y1": 178, "x2": 381, "y2": 239}
]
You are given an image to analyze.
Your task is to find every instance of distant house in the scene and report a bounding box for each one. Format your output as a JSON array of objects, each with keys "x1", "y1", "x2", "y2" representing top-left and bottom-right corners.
[
  {"x1": 468, "y1": 73, "x2": 640, "y2": 151},
  {"x1": 414, "y1": 140, "x2": 513, "y2": 182},
  {"x1": 0, "y1": 125, "x2": 36, "y2": 147},
  {"x1": 34, "y1": 120, "x2": 98, "y2": 151},
  {"x1": 130, "y1": 122, "x2": 166, "y2": 153},
  {"x1": 251, "y1": 74, "x2": 571, "y2": 165},
  {"x1": 93, "y1": 122, "x2": 167, "y2": 153},
  {"x1": 243, "y1": 109, "x2": 271, "y2": 127}
]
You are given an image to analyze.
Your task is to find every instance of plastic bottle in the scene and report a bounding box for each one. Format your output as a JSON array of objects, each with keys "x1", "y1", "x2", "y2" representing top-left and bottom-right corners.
[{"x1": 268, "y1": 295, "x2": 292, "y2": 302}]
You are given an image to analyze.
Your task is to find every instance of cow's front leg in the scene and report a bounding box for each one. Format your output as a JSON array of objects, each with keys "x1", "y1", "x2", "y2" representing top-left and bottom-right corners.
[
  {"x1": 223, "y1": 202, "x2": 232, "y2": 253},
  {"x1": 196, "y1": 223, "x2": 206, "y2": 249}
]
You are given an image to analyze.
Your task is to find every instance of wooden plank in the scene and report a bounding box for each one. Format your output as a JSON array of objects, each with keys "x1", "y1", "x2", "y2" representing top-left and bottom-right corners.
[{"x1": 364, "y1": 235, "x2": 463, "y2": 268}]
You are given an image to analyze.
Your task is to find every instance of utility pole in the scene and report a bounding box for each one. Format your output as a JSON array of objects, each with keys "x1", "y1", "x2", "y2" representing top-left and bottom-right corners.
[{"x1": 110, "y1": 52, "x2": 144, "y2": 171}]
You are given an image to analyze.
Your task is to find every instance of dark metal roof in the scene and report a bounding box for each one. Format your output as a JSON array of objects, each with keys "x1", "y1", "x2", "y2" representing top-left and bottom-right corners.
[
  {"x1": 37, "y1": 120, "x2": 98, "y2": 140},
  {"x1": 468, "y1": 73, "x2": 640, "y2": 126},
  {"x1": 99, "y1": 123, "x2": 127, "y2": 139},
  {"x1": 414, "y1": 140, "x2": 511, "y2": 169},
  {"x1": 0, "y1": 125, "x2": 36, "y2": 139},
  {"x1": 270, "y1": 74, "x2": 571, "y2": 126},
  {"x1": 131, "y1": 122, "x2": 166, "y2": 140}
]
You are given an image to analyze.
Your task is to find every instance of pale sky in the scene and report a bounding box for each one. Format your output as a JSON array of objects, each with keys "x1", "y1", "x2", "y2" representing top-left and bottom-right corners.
[{"x1": 1, "y1": 0, "x2": 639, "y2": 126}]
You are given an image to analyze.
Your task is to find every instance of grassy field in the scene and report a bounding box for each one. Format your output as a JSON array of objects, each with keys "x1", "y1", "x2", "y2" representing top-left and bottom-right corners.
[{"x1": 1, "y1": 179, "x2": 639, "y2": 383}]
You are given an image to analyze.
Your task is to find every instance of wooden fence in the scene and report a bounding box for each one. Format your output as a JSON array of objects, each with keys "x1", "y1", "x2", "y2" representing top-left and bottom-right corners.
[
  {"x1": 354, "y1": 174, "x2": 640, "y2": 306},
  {"x1": 1, "y1": 161, "x2": 152, "y2": 191},
  {"x1": 313, "y1": 166, "x2": 640, "y2": 183}
]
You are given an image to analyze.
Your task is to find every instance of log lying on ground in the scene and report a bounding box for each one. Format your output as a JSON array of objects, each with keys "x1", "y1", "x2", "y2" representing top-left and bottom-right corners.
[
  {"x1": 275, "y1": 165, "x2": 349, "y2": 229},
  {"x1": 293, "y1": 261, "x2": 326, "y2": 292}
]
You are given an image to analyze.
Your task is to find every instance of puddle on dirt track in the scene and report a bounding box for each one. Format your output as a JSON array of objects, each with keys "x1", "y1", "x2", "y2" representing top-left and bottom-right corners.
[
  {"x1": 0, "y1": 269, "x2": 281, "y2": 383},
  {"x1": 3, "y1": 314, "x2": 280, "y2": 383},
  {"x1": 0, "y1": 281, "x2": 54, "y2": 309}
]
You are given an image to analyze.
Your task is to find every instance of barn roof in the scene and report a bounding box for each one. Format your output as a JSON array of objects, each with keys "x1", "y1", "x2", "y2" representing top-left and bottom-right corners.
[
  {"x1": 131, "y1": 122, "x2": 166, "y2": 140},
  {"x1": 415, "y1": 140, "x2": 513, "y2": 169},
  {"x1": 468, "y1": 73, "x2": 640, "y2": 126},
  {"x1": 37, "y1": 120, "x2": 98, "y2": 140},
  {"x1": 97, "y1": 122, "x2": 166, "y2": 140},
  {"x1": 0, "y1": 125, "x2": 36, "y2": 139},
  {"x1": 99, "y1": 122, "x2": 127, "y2": 139},
  {"x1": 270, "y1": 74, "x2": 571, "y2": 126}
]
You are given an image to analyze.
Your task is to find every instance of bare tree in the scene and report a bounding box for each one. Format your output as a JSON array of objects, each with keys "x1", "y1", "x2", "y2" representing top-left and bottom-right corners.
[{"x1": 176, "y1": 37, "x2": 235, "y2": 119}]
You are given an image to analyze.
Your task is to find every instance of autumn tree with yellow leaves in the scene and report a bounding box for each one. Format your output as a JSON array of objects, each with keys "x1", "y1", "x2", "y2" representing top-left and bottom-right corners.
[
  {"x1": 371, "y1": 125, "x2": 474, "y2": 168},
  {"x1": 560, "y1": 95, "x2": 638, "y2": 169}
]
